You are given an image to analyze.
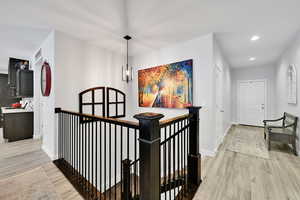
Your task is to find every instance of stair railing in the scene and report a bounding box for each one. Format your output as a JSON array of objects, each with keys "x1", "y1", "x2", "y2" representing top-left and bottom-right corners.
[
  {"x1": 134, "y1": 106, "x2": 202, "y2": 200},
  {"x1": 55, "y1": 108, "x2": 140, "y2": 200},
  {"x1": 54, "y1": 106, "x2": 201, "y2": 200}
]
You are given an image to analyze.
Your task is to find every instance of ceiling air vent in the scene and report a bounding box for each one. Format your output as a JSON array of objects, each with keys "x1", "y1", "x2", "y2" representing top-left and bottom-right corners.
[{"x1": 34, "y1": 48, "x2": 43, "y2": 66}]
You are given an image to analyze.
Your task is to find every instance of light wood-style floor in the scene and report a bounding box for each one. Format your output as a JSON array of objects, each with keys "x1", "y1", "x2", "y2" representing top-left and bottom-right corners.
[
  {"x1": 194, "y1": 125, "x2": 300, "y2": 200},
  {"x1": 0, "y1": 139, "x2": 49, "y2": 179},
  {"x1": 1, "y1": 126, "x2": 300, "y2": 200},
  {"x1": 0, "y1": 139, "x2": 83, "y2": 200}
]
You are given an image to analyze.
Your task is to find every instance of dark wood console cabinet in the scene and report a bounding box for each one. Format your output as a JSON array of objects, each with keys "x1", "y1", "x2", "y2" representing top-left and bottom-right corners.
[{"x1": 3, "y1": 112, "x2": 33, "y2": 142}]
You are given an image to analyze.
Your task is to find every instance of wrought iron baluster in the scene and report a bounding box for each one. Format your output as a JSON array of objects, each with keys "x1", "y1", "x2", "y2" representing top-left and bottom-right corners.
[
  {"x1": 91, "y1": 121, "x2": 94, "y2": 199},
  {"x1": 95, "y1": 121, "x2": 98, "y2": 199},
  {"x1": 115, "y1": 124, "x2": 117, "y2": 200},
  {"x1": 100, "y1": 121, "x2": 102, "y2": 200},
  {"x1": 168, "y1": 125, "x2": 171, "y2": 200},
  {"x1": 134, "y1": 128, "x2": 137, "y2": 198},
  {"x1": 104, "y1": 122, "x2": 107, "y2": 199},
  {"x1": 109, "y1": 123, "x2": 112, "y2": 200}
]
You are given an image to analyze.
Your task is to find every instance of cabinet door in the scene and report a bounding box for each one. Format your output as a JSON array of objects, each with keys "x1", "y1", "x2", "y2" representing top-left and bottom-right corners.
[
  {"x1": 8, "y1": 58, "x2": 30, "y2": 97},
  {"x1": 0, "y1": 74, "x2": 19, "y2": 107},
  {"x1": 8, "y1": 58, "x2": 24, "y2": 88},
  {"x1": 3, "y1": 112, "x2": 34, "y2": 142},
  {"x1": 16, "y1": 70, "x2": 33, "y2": 97}
]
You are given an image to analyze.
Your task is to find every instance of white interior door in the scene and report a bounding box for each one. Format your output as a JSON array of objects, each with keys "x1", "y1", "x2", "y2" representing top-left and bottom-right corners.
[
  {"x1": 238, "y1": 80, "x2": 266, "y2": 126},
  {"x1": 216, "y1": 67, "x2": 224, "y2": 140}
]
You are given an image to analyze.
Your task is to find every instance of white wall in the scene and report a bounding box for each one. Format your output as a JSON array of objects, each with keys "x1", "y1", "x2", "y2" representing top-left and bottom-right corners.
[
  {"x1": 213, "y1": 37, "x2": 232, "y2": 149},
  {"x1": 32, "y1": 31, "x2": 56, "y2": 159},
  {"x1": 275, "y1": 33, "x2": 300, "y2": 154},
  {"x1": 55, "y1": 31, "x2": 127, "y2": 111},
  {"x1": 128, "y1": 34, "x2": 220, "y2": 156},
  {"x1": 37, "y1": 31, "x2": 231, "y2": 159},
  {"x1": 0, "y1": 68, "x2": 7, "y2": 74},
  {"x1": 231, "y1": 65, "x2": 276, "y2": 123},
  {"x1": 35, "y1": 31, "x2": 128, "y2": 160},
  {"x1": 53, "y1": 31, "x2": 131, "y2": 186}
]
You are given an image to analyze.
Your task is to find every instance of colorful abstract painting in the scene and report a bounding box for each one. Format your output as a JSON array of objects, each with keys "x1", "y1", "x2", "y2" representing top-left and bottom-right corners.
[{"x1": 138, "y1": 59, "x2": 193, "y2": 108}]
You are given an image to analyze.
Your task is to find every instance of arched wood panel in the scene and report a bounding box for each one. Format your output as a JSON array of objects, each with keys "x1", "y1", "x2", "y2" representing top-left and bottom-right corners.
[
  {"x1": 79, "y1": 86, "x2": 126, "y2": 119},
  {"x1": 79, "y1": 87, "x2": 105, "y2": 118},
  {"x1": 106, "y1": 87, "x2": 126, "y2": 118}
]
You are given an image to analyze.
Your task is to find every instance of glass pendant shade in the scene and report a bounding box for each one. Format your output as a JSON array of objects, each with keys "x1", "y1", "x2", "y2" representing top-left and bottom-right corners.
[
  {"x1": 122, "y1": 35, "x2": 132, "y2": 83},
  {"x1": 122, "y1": 64, "x2": 133, "y2": 82}
]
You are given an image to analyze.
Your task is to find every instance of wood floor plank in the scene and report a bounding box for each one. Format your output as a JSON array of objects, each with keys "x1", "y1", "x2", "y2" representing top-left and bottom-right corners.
[
  {"x1": 1, "y1": 125, "x2": 300, "y2": 200},
  {"x1": 194, "y1": 125, "x2": 300, "y2": 200},
  {"x1": 0, "y1": 139, "x2": 83, "y2": 200}
]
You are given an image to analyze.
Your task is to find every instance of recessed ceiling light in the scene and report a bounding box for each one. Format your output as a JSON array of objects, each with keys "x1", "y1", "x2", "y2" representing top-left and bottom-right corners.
[
  {"x1": 249, "y1": 57, "x2": 256, "y2": 61},
  {"x1": 251, "y1": 35, "x2": 260, "y2": 41}
]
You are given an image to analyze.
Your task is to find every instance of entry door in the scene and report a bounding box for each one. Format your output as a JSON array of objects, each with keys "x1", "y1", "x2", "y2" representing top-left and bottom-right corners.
[{"x1": 238, "y1": 80, "x2": 266, "y2": 126}]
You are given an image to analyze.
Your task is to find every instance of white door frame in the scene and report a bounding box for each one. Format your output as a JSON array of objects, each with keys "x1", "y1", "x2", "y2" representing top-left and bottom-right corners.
[
  {"x1": 215, "y1": 65, "x2": 224, "y2": 145},
  {"x1": 237, "y1": 79, "x2": 267, "y2": 125}
]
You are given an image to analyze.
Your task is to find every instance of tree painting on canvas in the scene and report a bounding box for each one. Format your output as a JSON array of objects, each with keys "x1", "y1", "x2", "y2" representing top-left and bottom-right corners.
[{"x1": 138, "y1": 59, "x2": 193, "y2": 108}]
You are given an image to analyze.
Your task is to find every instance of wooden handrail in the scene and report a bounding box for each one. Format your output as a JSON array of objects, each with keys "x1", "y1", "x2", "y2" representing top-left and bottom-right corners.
[
  {"x1": 159, "y1": 113, "x2": 190, "y2": 128},
  {"x1": 55, "y1": 108, "x2": 139, "y2": 129},
  {"x1": 57, "y1": 109, "x2": 193, "y2": 130},
  {"x1": 57, "y1": 108, "x2": 192, "y2": 130}
]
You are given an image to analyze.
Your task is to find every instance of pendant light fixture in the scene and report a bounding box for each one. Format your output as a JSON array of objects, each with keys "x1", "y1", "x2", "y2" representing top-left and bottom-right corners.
[{"x1": 122, "y1": 35, "x2": 133, "y2": 83}]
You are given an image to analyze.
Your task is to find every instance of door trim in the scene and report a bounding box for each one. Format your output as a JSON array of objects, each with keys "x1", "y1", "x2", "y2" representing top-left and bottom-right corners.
[{"x1": 237, "y1": 79, "x2": 267, "y2": 125}]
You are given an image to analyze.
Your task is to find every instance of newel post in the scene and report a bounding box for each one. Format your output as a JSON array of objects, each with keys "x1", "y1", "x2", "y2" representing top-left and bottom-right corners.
[
  {"x1": 187, "y1": 106, "x2": 202, "y2": 188},
  {"x1": 134, "y1": 113, "x2": 164, "y2": 200},
  {"x1": 55, "y1": 107, "x2": 62, "y2": 113},
  {"x1": 122, "y1": 159, "x2": 132, "y2": 200}
]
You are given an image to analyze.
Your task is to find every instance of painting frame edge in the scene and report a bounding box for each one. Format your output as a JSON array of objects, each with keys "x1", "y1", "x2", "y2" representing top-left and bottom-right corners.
[{"x1": 137, "y1": 59, "x2": 193, "y2": 109}]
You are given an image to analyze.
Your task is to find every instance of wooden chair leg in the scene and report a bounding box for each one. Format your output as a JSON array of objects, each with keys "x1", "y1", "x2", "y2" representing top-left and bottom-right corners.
[
  {"x1": 292, "y1": 140, "x2": 297, "y2": 156},
  {"x1": 263, "y1": 122, "x2": 267, "y2": 140}
]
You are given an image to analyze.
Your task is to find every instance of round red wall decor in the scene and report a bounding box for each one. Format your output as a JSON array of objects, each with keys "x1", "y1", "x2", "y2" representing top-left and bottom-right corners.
[{"x1": 41, "y1": 62, "x2": 52, "y2": 96}]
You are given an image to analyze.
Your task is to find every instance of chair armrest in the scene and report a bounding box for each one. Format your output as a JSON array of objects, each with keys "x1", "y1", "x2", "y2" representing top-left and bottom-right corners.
[
  {"x1": 267, "y1": 125, "x2": 283, "y2": 130},
  {"x1": 283, "y1": 123, "x2": 296, "y2": 129},
  {"x1": 263, "y1": 117, "x2": 284, "y2": 123},
  {"x1": 268, "y1": 123, "x2": 296, "y2": 132}
]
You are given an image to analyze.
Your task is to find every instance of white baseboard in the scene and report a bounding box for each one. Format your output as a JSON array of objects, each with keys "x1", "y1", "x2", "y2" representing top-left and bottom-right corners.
[
  {"x1": 200, "y1": 148, "x2": 216, "y2": 157},
  {"x1": 201, "y1": 125, "x2": 233, "y2": 158},
  {"x1": 231, "y1": 121, "x2": 239, "y2": 125},
  {"x1": 33, "y1": 134, "x2": 42, "y2": 140},
  {"x1": 42, "y1": 145, "x2": 57, "y2": 160},
  {"x1": 214, "y1": 124, "x2": 233, "y2": 155},
  {"x1": 216, "y1": 135, "x2": 224, "y2": 149},
  {"x1": 224, "y1": 125, "x2": 232, "y2": 137},
  {"x1": 217, "y1": 125, "x2": 230, "y2": 147}
]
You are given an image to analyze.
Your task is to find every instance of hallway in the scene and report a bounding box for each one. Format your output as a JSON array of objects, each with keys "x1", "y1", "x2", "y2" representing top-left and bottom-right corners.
[
  {"x1": 1, "y1": 126, "x2": 300, "y2": 199},
  {"x1": 195, "y1": 125, "x2": 300, "y2": 200}
]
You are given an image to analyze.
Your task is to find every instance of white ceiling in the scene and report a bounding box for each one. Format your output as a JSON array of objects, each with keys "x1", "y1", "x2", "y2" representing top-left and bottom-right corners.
[
  {"x1": 0, "y1": 0, "x2": 300, "y2": 70},
  {"x1": 0, "y1": 25, "x2": 50, "y2": 71}
]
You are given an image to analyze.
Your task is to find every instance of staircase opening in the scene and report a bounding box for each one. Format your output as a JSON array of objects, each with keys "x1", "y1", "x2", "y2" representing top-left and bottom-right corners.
[{"x1": 53, "y1": 87, "x2": 202, "y2": 200}]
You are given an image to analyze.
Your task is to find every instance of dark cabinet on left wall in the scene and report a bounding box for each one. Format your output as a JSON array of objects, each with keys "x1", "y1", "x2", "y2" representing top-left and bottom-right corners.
[
  {"x1": 0, "y1": 74, "x2": 20, "y2": 128},
  {"x1": 8, "y1": 57, "x2": 33, "y2": 98},
  {"x1": 2, "y1": 112, "x2": 34, "y2": 142}
]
